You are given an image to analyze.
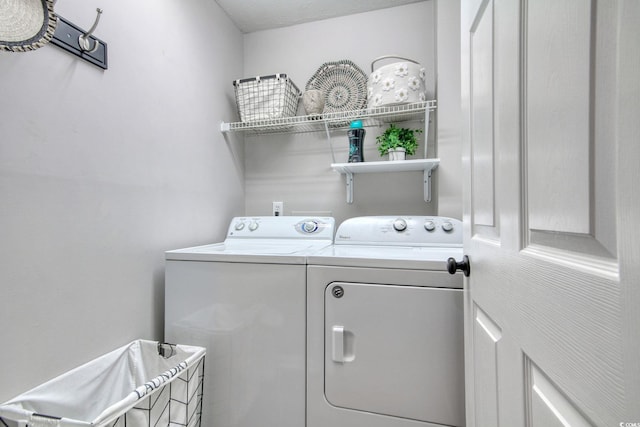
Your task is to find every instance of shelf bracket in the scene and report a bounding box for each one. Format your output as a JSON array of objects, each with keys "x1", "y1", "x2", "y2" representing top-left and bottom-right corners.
[
  {"x1": 424, "y1": 107, "x2": 430, "y2": 158},
  {"x1": 324, "y1": 121, "x2": 336, "y2": 163},
  {"x1": 345, "y1": 172, "x2": 354, "y2": 204},
  {"x1": 424, "y1": 169, "x2": 433, "y2": 202}
]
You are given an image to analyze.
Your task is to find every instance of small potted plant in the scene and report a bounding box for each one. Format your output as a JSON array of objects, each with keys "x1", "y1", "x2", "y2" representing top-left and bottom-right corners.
[{"x1": 375, "y1": 124, "x2": 423, "y2": 161}]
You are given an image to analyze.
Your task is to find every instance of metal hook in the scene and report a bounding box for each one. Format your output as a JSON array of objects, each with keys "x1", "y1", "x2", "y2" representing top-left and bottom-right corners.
[
  {"x1": 158, "y1": 342, "x2": 177, "y2": 359},
  {"x1": 78, "y1": 8, "x2": 102, "y2": 53}
]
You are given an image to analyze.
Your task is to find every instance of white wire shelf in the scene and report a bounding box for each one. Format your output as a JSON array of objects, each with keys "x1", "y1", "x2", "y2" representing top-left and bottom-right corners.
[{"x1": 220, "y1": 100, "x2": 437, "y2": 135}]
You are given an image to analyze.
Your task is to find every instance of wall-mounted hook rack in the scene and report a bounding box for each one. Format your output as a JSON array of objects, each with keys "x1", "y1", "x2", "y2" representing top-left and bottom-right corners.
[
  {"x1": 78, "y1": 8, "x2": 102, "y2": 53},
  {"x1": 50, "y1": 8, "x2": 107, "y2": 69}
]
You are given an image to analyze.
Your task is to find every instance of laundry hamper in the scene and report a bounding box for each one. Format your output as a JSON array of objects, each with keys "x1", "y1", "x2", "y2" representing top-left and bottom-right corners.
[
  {"x1": 0, "y1": 340, "x2": 205, "y2": 427},
  {"x1": 233, "y1": 73, "x2": 301, "y2": 122}
]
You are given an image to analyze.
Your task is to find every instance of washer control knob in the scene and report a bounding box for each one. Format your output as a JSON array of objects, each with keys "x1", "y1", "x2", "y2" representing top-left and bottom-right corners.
[
  {"x1": 234, "y1": 222, "x2": 245, "y2": 231},
  {"x1": 393, "y1": 218, "x2": 408, "y2": 232},
  {"x1": 442, "y1": 221, "x2": 454, "y2": 232},
  {"x1": 248, "y1": 221, "x2": 259, "y2": 231},
  {"x1": 424, "y1": 220, "x2": 436, "y2": 232},
  {"x1": 302, "y1": 220, "x2": 318, "y2": 233}
]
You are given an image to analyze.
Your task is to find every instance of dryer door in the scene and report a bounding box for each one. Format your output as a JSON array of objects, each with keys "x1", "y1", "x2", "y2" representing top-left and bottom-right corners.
[{"x1": 325, "y1": 282, "x2": 465, "y2": 427}]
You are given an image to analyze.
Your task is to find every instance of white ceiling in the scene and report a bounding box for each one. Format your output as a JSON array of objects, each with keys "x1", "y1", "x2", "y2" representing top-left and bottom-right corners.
[{"x1": 214, "y1": 0, "x2": 425, "y2": 33}]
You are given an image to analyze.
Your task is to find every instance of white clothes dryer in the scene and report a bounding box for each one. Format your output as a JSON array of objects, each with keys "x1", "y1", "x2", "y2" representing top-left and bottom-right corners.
[
  {"x1": 307, "y1": 216, "x2": 465, "y2": 427},
  {"x1": 164, "y1": 216, "x2": 334, "y2": 427}
]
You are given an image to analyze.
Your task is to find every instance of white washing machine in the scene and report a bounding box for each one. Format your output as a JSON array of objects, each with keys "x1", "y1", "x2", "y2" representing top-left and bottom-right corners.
[
  {"x1": 307, "y1": 216, "x2": 465, "y2": 427},
  {"x1": 164, "y1": 216, "x2": 334, "y2": 427}
]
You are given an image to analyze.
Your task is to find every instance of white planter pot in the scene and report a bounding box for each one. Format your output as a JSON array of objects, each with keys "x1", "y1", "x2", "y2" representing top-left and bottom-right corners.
[
  {"x1": 367, "y1": 56, "x2": 427, "y2": 108},
  {"x1": 388, "y1": 148, "x2": 406, "y2": 161}
]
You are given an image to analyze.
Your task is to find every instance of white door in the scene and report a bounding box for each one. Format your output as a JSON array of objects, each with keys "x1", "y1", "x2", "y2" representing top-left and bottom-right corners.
[{"x1": 461, "y1": 1, "x2": 640, "y2": 426}]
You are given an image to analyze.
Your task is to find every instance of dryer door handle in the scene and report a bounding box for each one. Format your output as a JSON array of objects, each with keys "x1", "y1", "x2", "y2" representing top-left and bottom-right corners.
[
  {"x1": 332, "y1": 326, "x2": 345, "y2": 363},
  {"x1": 332, "y1": 326, "x2": 356, "y2": 363}
]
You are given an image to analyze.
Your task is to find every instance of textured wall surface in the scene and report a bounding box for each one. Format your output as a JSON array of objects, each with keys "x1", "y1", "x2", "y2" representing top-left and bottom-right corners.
[{"x1": 0, "y1": 0, "x2": 244, "y2": 401}]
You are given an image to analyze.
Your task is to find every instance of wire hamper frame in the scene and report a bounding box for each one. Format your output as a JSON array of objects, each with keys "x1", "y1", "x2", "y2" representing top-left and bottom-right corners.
[
  {"x1": 108, "y1": 356, "x2": 205, "y2": 427},
  {"x1": 0, "y1": 340, "x2": 205, "y2": 427}
]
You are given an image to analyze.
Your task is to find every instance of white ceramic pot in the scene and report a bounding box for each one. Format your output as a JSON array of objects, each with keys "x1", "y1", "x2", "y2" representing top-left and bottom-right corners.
[
  {"x1": 388, "y1": 148, "x2": 406, "y2": 161},
  {"x1": 302, "y1": 89, "x2": 325, "y2": 115},
  {"x1": 367, "y1": 56, "x2": 426, "y2": 108}
]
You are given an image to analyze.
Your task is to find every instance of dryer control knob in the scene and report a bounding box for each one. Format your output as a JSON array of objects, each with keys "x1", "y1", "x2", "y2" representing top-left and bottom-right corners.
[
  {"x1": 302, "y1": 221, "x2": 318, "y2": 233},
  {"x1": 442, "y1": 221, "x2": 454, "y2": 232},
  {"x1": 393, "y1": 218, "x2": 408, "y2": 232},
  {"x1": 234, "y1": 222, "x2": 245, "y2": 231},
  {"x1": 424, "y1": 220, "x2": 436, "y2": 232},
  {"x1": 248, "y1": 221, "x2": 259, "y2": 231}
]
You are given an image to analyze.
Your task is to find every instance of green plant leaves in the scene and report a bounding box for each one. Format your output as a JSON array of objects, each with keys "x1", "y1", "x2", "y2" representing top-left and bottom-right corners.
[{"x1": 375, "y1": 124, "x2": 423, "y2": 157}]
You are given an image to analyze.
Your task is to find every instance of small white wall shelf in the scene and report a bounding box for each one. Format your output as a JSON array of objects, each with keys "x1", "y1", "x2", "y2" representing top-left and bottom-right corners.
[{"x1": 331, "y1": 159, "x2": 439, "y2": 204}]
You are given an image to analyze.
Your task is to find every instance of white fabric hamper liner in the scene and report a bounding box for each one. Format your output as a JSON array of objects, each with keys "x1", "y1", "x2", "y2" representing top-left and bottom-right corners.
[{"x1": 0, "y1": 340, "x2": 205, "y2": 427}]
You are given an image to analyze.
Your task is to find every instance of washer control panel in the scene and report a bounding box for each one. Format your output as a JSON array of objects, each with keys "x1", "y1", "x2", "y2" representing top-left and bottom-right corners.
[
  {"x1": 227, "y1": 216, "x2": 335, "y2": 240},
  {"x1": 335, "y1": 216, "x2": 462, "y2": 247}
]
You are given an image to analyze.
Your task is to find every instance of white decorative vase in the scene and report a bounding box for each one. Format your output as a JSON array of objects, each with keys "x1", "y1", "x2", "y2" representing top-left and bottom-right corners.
[
  {"x1": 302, "y1": 89, "x2": 325, "y2": 116},
  {"x1": 388, "y1": 148, "x2": 406, "y2": 161}
]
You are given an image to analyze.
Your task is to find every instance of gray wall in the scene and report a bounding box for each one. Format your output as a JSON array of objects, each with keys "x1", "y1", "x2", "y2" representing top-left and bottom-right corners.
[
  {"x1": 0, "y1": 0, "x2": 244, "y2": 402},
  {"x1": 435, "y1": 0, "x2": 462, "y2": 219},
  {"x1": 240, "y1": 1, "x2": 462, "y2": 224}
]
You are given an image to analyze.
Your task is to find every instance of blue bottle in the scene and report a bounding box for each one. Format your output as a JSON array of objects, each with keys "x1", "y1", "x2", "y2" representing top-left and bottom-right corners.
[{"x1": 348, "y1": 120, "x2": 365, "y2": 163}]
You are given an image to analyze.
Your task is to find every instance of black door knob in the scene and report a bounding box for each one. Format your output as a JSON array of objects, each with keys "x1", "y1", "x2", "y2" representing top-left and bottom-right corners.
[{"x1": 447, "y1": 255, "x2": 470, "y2": 277}]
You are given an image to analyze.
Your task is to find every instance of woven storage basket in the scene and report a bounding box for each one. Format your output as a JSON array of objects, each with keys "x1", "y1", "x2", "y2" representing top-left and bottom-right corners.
[
  {"x1": 233, "y1": 74, "x2": 301, "y2": 122},
  {"x1": 367, "y1": 55, "x2": 427, "y2": 108},
  {"x1": 305, "y1": 60, "x2": 368, "y2": 114}
]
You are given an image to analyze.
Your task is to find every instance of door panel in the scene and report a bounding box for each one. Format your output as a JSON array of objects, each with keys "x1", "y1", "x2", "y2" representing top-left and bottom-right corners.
[
  {"x1": 471, "y1": 0, "x2": 496, "y2": 230},
  {"x1": 525, "y1": 0, "x2": 618, "y2": 261},
  {"x1": 525, "y1": 359, "x2": 593, "y2": 427},
  {"x1": 462, "y1": 0, "x2": 640, "y2": 426},
  {"x1": 526, "y1": 0, "x2": 591, "y2": 235},
  {"x1": 472, "y1": 305, "x2": 501, "y2": 427}
]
